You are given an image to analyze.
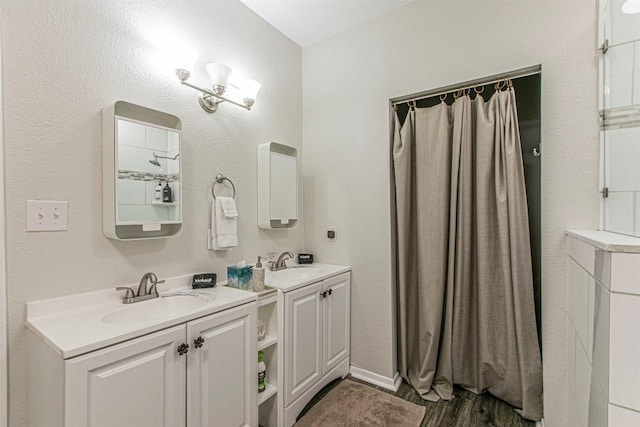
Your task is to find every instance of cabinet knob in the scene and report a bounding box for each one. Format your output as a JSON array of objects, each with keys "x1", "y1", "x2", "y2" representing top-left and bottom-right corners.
[
  {"x1": 193, "y1": 336, "x2": 205, "y2": 348},
  {"x1": 321, "y1": 291, "x2": 327, "y2": 299},
  {"x1": 177, "y1": 343, "x2": 190, "y2": 355},
  {"x1": 328, "y1": 288, "x2": 333, "y2": 296}
]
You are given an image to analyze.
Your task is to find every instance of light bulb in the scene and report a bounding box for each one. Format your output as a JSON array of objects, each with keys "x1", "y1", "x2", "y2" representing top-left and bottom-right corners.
[
  {"x1": 206, "y1": 63, "x2": 232, "y2": 96},
  {"x1": 237, "y1": 78, "x2": 261, "y2": 107},
  {"x1": 160, "y1": 41, "x2": 198, "y2": 81}
]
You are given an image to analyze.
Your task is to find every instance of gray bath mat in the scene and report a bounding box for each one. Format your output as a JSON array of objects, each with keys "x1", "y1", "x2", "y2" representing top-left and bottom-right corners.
[{"x1": 295, "y1": 379, "x2": 426, "y2": 426}]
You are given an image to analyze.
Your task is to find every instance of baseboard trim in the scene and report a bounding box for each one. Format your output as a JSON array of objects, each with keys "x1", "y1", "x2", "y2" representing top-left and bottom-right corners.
[{"x1": 349, "y1": 366, "x2": 401, "y2": 392}]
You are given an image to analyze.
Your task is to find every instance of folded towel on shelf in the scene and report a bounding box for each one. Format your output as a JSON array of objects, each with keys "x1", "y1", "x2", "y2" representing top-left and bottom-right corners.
[
  {"x1": 218, "y1": 196, "x2": 238, "y2": 218},
  {"x1": 211, "y1": 199, "x2": 238, "y2": 250}
]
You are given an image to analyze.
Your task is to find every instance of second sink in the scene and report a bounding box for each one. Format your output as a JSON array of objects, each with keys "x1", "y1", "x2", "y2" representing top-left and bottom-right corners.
[{"x1": 269, "y1": 267, "x2": 324, "y2": 281}]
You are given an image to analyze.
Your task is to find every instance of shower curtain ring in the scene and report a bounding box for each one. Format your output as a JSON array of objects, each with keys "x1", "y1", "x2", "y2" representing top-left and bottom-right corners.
[
  {"x1": 464, "y1": 88, "x2": 471, "y2": 97},
  {"x1": 474, "y1": 85, "x2": 484, "y2": 94},
  {"x1": 408, "y1": 100, "x2": 416, "y2": 110},
  {"x1": 440, "y1": 94, "x2": 447, "y2": 103}
]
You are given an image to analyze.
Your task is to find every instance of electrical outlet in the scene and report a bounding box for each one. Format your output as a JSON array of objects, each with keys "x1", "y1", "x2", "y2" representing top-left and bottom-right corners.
[
  {"x1": 26, "y1": 200, "x2": 68, "y2": 232},
  {"x1": 327, "y1": 226, "x2": 337, "y2": 241}
]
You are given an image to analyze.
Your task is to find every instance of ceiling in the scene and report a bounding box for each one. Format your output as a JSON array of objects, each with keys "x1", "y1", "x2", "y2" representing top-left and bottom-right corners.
[{"x1": 239, "y1": 0, "x2": 415, "y2": 47}]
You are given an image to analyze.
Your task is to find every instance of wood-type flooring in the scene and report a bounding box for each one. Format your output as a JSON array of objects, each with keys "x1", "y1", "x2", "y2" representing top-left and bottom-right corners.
[{"x1": 297, "y1": 376, "x2": 536, "y2": 427}]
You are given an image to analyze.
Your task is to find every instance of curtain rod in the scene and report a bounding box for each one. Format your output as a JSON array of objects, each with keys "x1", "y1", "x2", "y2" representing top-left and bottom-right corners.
[{"x1": 390, "y1": 65, "x2": 542, "y2": 106}]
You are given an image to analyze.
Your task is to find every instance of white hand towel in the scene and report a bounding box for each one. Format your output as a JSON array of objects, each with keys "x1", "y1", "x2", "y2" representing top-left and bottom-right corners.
[
  {"x1": 218, "y1": 196, "x2": 238, "y2": 218},
  {"x1": 211, "y1": 199, "x2": 238, "y2": 250}
]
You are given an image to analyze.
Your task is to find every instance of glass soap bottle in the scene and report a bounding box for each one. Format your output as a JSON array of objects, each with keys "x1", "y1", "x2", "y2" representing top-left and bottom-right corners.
[{"x1": 252, "y1": 256, "x2": 265, "y2": 292}]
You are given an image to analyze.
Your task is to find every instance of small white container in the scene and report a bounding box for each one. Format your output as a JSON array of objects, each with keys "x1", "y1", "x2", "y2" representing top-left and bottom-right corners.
[{"x1": 252, "y1": 256, "x2": 265, "y2": 292}]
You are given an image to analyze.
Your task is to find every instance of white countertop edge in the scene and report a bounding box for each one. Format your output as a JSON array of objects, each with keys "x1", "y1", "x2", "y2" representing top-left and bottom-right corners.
[
  {"x1": 567, "y1": 230, "x2": 640, "y2": 253},
  {"x1": 265, "y1": 263, "x2": 351, "y2": 292}
]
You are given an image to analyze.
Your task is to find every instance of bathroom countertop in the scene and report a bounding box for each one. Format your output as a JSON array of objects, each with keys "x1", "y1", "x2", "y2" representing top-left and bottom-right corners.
[
  {"x1": 567, "y1": 229, "x2": 640, "y2": 253},
  {"x1": 265, "y1": 263, "x2": 351, "y2": 292},
  {"x1": 25, "y1": 273, "x2": 257, "y2": 359}
]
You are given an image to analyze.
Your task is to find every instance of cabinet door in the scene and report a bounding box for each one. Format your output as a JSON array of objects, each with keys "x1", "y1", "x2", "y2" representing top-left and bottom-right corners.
[
  {"x1": 186, "y1": 303, "x2": 257, "y2": 427},
  {"x1": 323, "y1": 272, "x2": 351, "y2": 374},
  {"x1": 284, "y1": 281, "x2": 323, "y2": 406},
  {"x1": 66, "y1": 325, "x2": 186, "y2": 427}
]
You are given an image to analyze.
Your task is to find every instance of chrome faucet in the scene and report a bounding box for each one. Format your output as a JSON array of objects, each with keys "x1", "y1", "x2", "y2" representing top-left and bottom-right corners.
[
  {"x1": 116, "y1": 272, "x2": 165, "y2": 304},
  {"x1": 271, "y1": 251, "x2": 295, "y2": 271}
]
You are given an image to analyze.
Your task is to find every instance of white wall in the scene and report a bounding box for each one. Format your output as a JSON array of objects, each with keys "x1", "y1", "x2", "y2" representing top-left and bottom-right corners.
[
  {"x1": 0, "y1": 1, "x2": 302, "y2": 425},
  {"x1": 0, "y1": 14, "x2": 7, "y2": 427},
  {"x1": 303, "y1": 1, "x2": 599, "y2": 425}
]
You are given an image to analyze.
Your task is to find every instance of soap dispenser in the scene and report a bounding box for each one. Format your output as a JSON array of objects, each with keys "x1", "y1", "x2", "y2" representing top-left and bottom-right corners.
[
  {"x1": 162, "y1": 181, "x2": 173, "y2": 203},
  {"x1": 155, "y1": 181, "x2": 163, "y2": 201},
  {"x1": 252, "y1": 256, "x2": 265, "y2": 292}
]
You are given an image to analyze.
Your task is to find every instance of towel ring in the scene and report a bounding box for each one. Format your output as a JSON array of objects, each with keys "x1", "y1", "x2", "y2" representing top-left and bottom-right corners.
[{"x1": 211, "y1": 173, "x2": 236, "y2": 200}]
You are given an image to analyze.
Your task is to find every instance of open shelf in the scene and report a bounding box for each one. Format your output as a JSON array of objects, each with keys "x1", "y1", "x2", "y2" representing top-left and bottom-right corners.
[
  {"x1": 151, "y1": 200, "x2": 177, "y2": 207},
  {"x1": 258, "y1": 334, "x2": 277, "y2": 351},
  {"x1": 257, "y1": 289, "x2": 282, "y2": 427},
  {"x1": 257, "y1": 292, "x2": 278, "y2": 307},
  {"x1": 258, "y1": 383, "x2": 278, "y2": 406}
]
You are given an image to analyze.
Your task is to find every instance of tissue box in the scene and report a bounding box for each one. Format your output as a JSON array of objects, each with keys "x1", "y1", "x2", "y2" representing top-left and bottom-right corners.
[{"x1": 227, "y1": 265, "x2": 253, "y2": 290}]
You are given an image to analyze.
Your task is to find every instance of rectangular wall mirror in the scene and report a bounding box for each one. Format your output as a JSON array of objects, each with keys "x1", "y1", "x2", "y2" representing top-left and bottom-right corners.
[
  {"x1": 103, "y1": 101, "x2": 182, "y2": 240},
  {"x1": 258, "y1": 142, "x2": 298, "y2": 229}
]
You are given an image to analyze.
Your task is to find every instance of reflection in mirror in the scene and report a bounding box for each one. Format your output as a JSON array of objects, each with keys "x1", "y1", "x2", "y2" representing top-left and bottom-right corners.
[
  {"x1": 116, "y1": 118, "x2": 181, "y2": 225},
  {"x1": 258, "y1": 142, "x2": 298, "y2": 229},
  {"x1": 269, "y1": 152, "x2": 297, "y2": 224}
]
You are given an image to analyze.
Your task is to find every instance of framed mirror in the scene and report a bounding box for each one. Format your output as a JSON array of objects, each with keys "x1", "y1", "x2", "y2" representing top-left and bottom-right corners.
[
  {"x1": 258, "y1": 142, "x2": 298, "y2": 229},
  {"x1": 103, "y1": 101, "x2": 182, "y2": 240}
]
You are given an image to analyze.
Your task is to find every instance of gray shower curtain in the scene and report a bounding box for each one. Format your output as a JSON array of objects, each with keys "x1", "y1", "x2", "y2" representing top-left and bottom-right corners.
[{"x1": 393, "y1": 87, "x2": 543, "y2": 421}]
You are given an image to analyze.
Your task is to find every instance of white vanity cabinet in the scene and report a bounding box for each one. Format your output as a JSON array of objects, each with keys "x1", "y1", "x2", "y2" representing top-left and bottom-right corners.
[
  {"x1": 28, "y1": 302, "x2": 256, "y2": 427},
  {"x1": 65, "y1": 325, "x2": 186, "y2": 427},
  {"x1": 282, "y1": 272, "x2": 350, "y2": 425},
  {"x1": 284, "y1": 281, "x2": 324, "y2": 406},
  {"x1": 322, "y1": 274, "x2": 350, "y2": 374},
  {"x1": 186, "y1": 304, "x2": 257, "y2": 427}
]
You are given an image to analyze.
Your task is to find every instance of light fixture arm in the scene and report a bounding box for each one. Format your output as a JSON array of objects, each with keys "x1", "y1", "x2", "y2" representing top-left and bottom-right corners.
[{"x1": 179, "y1": 80, "x2": 251, "y2": 113}]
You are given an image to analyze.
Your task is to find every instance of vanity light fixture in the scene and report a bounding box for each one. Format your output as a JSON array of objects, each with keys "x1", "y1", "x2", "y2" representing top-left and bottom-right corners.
[
  {"x1": 622, "y1": 0, "x2": 640, "y2": 13},
  {"x1": 168, "y1": 45, "x2": 261, "y2": 113}
]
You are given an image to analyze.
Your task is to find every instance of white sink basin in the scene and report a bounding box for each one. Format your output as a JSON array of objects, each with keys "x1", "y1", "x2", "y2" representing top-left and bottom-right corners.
[
  {"x1": 102, "y1": 292, "x2": 215, "y2": 324},
  {"x1": 270, "y1": 267, "x2": 324, "y2": 281}
]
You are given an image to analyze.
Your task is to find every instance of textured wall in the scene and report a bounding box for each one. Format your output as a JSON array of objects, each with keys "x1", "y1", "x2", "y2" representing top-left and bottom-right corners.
[
  {"x1": 1, "y1": 1, "x2": 302, "y2": 425},
  {"x1": 302, "y1": 1, "x2": 599, "y2": 425}
]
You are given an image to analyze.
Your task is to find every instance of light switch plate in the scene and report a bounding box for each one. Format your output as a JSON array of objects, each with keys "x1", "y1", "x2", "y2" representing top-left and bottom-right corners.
[{"x1": 26, "y1": 200, "x2": 68, "y2": 231}]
